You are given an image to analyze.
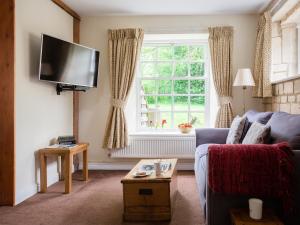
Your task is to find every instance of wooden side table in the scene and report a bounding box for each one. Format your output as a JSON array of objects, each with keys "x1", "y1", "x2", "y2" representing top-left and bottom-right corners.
[
  {"x1": 230, "y1": 208, "x2": 283, "y2": 225},
  {"x1": 39, "y1": 143, "x2": 89, "y2": 194}
]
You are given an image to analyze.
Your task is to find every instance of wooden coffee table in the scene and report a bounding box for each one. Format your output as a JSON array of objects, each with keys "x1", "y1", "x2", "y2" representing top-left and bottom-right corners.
[{"x1": 121, "y1": 158, "x2": 178, "y2": 221}]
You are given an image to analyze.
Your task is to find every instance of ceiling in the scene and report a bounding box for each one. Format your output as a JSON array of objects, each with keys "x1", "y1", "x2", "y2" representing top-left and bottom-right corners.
[{"x1": 63, "y1": 0, "x2": 272, "y2": 16}]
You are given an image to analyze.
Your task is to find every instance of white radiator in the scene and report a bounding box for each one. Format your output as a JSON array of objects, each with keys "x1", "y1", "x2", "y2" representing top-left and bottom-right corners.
[{"x1": 110, "y1": 133, "x2": 196, "y2": 159}]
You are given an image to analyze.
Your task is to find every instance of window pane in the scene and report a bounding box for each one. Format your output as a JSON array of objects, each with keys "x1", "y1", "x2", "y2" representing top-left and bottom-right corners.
[
  {"x1": 140, "y1": 96, "x2": 148, "y2": 112},
  {"x1": 158, "y1": 80, "x2": 172, "y2": 94},
  {"x1": 174, "y1": 80, "x2": 188, "y2": 94},
  {"x1": 174, "y1": 62, "x2": 188, "y2": 77},
  {"x1": 140, "y1": 111, "x2": 149, "y2": 128},
  {"x1": 146, "y1": 110, "x2": 160, "y2": 128},
  {"x1": 139, "y1": 42, "x2": 209, "y2": 131},
  {"x1": 190, "y1": 80, "x2": 205, "y2": 94},
  {"x1": 190, "y1": 46, "x2": 204, "y2": 61},
  {"x1": 158, "y1": 46, "x2": 173, "y2": 60},
  {"x1": 190, "y1": 62, "x2": 205, "y2": 77},
  {"x1": 142, "y1": 80, "x2": 156, "y2": 94},
  {"x1": 190, "y1": 112, "x2": 205, "y2": 127},
  {"x1": 144, "y1": 110, "x2": 171, "y2": 128},
  {"x1": 157, "y1": 96, "x2": 172, "y2": 111},
  {"x1": 190, "y1": 96, "x2": 205, "y2": 111},
  {"x1": 157, "y1": 63, "x2": 173, "y2": 78},
  {"x1": 174, "y1": 46, "x2": 188, "y2": 60},
  {"x1": 160, "y1": 112, "x2": 171, "y2": 129},
  {"x1": 141, "y1": 63, "x2": 157, "y2": 77},
  {"x1": 174, "y1": 96, "x2": 188, "y2": 110},
  {"x1": 144, "y1": 96, "x2": 156, "y2": 109},
  {"x1": 141, "y1": 46, "x2": 156, "y2": 61},
  {"x1": 174, "y1": 112, "x2": 188, "y2": 127}
]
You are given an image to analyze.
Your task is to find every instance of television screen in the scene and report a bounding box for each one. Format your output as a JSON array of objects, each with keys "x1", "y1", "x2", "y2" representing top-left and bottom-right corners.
[{"x1": 39, "y1": 34, "x2": 99, "y2": 88}]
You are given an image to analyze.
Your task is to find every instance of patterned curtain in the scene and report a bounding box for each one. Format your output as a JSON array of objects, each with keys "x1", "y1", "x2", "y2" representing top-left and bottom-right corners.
[
  {"x1": 209, "y1": 26, "x2": 234, "y2": 128},
  {"x1": 252, "y1": 11, "x2": 272, "y2": 98},
  {"x1": 103, "y1": 28, "x2": 144, "y2": 149}
]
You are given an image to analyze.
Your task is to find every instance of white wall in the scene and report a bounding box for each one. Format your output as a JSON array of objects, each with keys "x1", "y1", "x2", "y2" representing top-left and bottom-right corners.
[
  {"x1": 15, "y1": 0, "x2": 73, "y2": 204},
  {"x1": 79, "y1": 15, "x2": 263, "y2": 164}
]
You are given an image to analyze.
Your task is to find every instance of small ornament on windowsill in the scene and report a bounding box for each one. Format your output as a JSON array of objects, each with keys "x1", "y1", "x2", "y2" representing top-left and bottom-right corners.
[
  {"x1": 161, "y1": 119, "x2": 167, "y2": 128},
  {"x1": 149, "y1": 120, "x2": 153, "y2": 128},
  {"x1": 178, "y1": 117, "x2": 197, "y2": 134}
]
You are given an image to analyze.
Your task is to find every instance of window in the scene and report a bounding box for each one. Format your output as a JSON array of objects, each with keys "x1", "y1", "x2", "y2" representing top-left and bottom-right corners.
[{"x1": 136, "y1": 34, "x2": 210, "y2": 131}]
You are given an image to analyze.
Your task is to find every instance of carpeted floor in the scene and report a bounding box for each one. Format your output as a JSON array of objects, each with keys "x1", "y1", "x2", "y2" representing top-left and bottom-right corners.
[{"x1": 0, "y1": 171, "x2": 205, "y2": 225}]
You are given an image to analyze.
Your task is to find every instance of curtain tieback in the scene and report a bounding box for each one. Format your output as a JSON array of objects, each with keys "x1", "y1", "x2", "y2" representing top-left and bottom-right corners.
[
  {"x1": 111, "y1": 98, "x2": 126, "y2": 109},
  {"x1": 219, "y1": 96, "x2": 233, "y2": 105}
]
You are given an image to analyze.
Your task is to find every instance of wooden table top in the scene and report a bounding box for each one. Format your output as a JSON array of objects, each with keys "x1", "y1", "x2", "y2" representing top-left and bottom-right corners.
[
  {"x1": 122, "y1": 158, "x2": 178, "y2": 183},
  {"x1": 39, "y1": 143, "x2": 89, "y2": 155},
  {"x1": 230, "y1": 208, "x2": 284, "y2": 225}
]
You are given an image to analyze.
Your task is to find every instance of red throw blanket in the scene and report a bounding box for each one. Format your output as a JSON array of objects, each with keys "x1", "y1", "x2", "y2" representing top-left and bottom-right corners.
[{"x1": 208, "y1": 142, "x2": 294, "y2": 213}]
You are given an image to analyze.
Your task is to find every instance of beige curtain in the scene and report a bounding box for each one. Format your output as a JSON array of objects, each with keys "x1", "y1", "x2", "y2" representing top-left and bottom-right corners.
[
  {"x1": 103, "y1": 28, "x2": 144, "y2": 149},
  {"x1": 209, "y1": 27, "x2": 234, "y2": 128},
  {"x1": 252, "y1": 11, "x2": 272, "y2": 98}
]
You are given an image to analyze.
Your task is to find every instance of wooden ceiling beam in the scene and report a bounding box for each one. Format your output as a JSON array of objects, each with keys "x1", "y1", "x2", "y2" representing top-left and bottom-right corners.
[{"x1": 52, "y1": 0, "x2": 81, "y2": 21}]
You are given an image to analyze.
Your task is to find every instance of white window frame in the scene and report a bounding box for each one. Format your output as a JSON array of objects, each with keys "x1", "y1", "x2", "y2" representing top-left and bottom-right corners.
[{"x1": 136, "y1": 35, "x2": 210, "y2": 132}]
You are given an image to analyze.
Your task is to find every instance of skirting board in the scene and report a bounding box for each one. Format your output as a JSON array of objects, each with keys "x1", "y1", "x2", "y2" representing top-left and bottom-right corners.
[
  {"x1": 79, "y1": 162, "x2": 194, "y2": 171},
  {"x1": 16, "y1": 172, "x2": 59, "y2": 205}
]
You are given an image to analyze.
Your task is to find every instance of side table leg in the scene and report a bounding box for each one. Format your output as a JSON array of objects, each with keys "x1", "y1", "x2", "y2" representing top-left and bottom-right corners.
[
  {"x1": 64, "y1": 153, "x2": 72, "y2": 193},
  {"x1": 83, "y1": 149, "x2": 88, "y2": 181},
  {"x1": 40, "y1": 153, "x2": 47, "y2": 193},
  {"x1": 60, "y1": 155, "x2": 65, "y2": 181}
]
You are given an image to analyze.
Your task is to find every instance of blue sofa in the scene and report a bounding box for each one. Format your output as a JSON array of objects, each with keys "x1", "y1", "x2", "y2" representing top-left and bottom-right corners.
[{"x1": 194, "y1": 111, "x2": 300, "y2": 225}]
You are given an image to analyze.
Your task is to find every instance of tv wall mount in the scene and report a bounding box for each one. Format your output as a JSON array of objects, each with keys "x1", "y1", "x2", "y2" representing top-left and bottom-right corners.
[{"x1": 56, "y1": 83, "x2": 87, "y2": 95}]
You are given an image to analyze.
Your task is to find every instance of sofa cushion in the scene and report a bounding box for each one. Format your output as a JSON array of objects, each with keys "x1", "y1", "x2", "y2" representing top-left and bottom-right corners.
[
  {"x1": 244, "y1": 110, "x2": 273, "y2": 124},
  {"x1": 242, "y1": 122, "x2": 270, "y2": 144},
  {"x1": 240, "y1": 110, "x2": 273, "y2": 142},
  {"x1": 226, "y1": 116, "x2": 247, "y2": 144},
  {"x1": 266, "y1": 112, "x2": 300, "y2": 149}
]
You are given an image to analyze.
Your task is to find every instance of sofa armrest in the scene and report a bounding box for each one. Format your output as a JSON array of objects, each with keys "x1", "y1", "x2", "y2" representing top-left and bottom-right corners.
[{"x1": 195, "y1": 128, "x2": 229, "y2": 147}]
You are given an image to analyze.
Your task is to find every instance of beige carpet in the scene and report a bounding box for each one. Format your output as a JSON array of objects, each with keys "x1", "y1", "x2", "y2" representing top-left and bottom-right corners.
[{"x1": 0, "y1": 171, "x2": 205, "y2": 225}]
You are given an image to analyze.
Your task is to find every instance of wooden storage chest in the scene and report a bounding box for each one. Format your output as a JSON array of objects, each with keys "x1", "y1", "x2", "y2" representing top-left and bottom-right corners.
[{"x1": 121, "y1": 159, "x2": 178, "y2": 221}]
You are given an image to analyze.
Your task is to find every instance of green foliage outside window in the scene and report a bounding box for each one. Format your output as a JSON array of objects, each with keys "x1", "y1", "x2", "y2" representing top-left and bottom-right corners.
[{"x1": 140, "y1": 43, "x2": 207, "y2": 128}]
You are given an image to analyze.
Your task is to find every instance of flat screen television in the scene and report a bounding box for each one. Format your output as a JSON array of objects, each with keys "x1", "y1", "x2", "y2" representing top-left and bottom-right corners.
[{"x1": 39, "y1": 34, "x2": 99, "y2": 88}]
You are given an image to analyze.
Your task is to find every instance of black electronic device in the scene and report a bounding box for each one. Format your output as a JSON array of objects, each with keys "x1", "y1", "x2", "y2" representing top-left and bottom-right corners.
[
  {"x1": 39, "y1": 34, "x2": 100, "y2": 94},
  {"x1": 57, "y1": 136, "x2": 76, "y2": 145}
]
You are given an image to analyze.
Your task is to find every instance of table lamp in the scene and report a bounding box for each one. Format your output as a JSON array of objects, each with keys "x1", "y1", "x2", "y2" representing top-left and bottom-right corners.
[{"x1": 233, "y1": 68, "x2": 255, "y2": 113}]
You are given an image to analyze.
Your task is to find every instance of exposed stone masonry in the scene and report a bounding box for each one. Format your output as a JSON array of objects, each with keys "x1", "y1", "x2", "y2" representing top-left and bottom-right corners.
[{"x1": 263, "y1": 79, "x2": 300, "y2": 114}]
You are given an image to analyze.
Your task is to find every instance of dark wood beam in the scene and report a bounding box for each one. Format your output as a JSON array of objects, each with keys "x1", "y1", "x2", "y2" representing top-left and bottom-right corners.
[
  {"x1": 51, "y1": 0, "x2": 80, "y2": 147},
  {"x1": 52, "y1": 0, "x2": 81, "y2": 21},
  {"x1": 0, "y1": 0, "x2": 15, "y2": 206},
  {"x1": 51, "y1": 0, "x2": 81, "y2": 169},
  {"x1": 73, "y1": 18, "x2": 80, "y2": 143}
]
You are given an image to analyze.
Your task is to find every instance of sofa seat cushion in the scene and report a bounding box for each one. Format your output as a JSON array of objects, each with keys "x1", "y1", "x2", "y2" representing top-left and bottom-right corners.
[
  {"x1": 194, "y1": 144, "x2": 210, "y2": 212},
  {"x1": 267, "y1": 112, "x2": 300, "y2": 149}
]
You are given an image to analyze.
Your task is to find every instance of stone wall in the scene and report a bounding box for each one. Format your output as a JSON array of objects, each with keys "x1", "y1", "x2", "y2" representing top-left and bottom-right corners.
[
  {"x1": 264, "y1": 79, "x2": 300, "y2": 113},
  {"x1": 271, "y1": 22, "x2": 298, "y2": 82}
]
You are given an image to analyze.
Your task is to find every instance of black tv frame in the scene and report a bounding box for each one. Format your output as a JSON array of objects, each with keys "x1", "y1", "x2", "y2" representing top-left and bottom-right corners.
[{"x1": 39, "y1": 34, "x2": 100, "y2": 95}]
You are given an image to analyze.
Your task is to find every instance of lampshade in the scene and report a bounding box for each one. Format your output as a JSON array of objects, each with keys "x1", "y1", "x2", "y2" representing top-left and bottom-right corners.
[{"x1": 233, "y1": 68, "x2": 255, "y2": 87}]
